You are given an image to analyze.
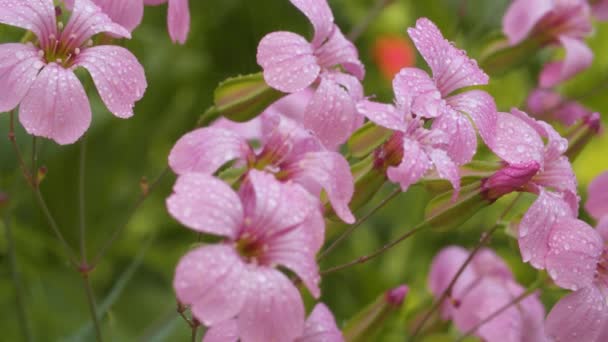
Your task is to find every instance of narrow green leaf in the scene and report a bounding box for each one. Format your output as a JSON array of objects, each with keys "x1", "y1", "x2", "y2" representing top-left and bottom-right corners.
[{"x1": 347, "y1": 121, "x2": 392, "y2": 159}]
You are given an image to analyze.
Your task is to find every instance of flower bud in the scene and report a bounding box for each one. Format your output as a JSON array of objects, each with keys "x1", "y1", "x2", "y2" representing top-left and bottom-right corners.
[
  {"x1": 481, "y1": 161, "x2": 540, "y2": 202},
  {"x1": 565, "y1": 112, "x2": 603, "y2": 160}
]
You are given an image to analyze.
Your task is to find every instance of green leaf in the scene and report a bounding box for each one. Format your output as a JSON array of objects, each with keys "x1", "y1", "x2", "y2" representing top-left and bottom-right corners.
[
  {"x1": 424, "y1": 181, "x2": 491, "y2": 231},
  {"x1": 347, "y1": 121, "x2": 392, "y2": 159},
  {"x1": 213, "y1": 72, "x2": 284, "y2": 122}
]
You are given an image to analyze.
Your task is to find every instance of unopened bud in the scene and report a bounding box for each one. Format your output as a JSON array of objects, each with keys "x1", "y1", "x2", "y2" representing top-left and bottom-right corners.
[
  {"x1": 385, "y1": 285, "x2": 409, "y2": 307},
  {"x1": 566, "y1": 112, "x2": 603, "y2": 160},
  {"x1": 481, "y1": 161, "x2": 540, "y2": 202}
]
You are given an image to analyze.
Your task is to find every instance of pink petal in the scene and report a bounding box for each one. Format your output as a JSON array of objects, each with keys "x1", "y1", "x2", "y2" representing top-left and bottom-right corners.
[
  {"x1": 78, "y1": 0, "x2": 144, "y2": 32},
  {"x1": 539, "y1": 36, "x2": 593, "y2": 88},
  {"x1": 545, "y1": 218, "x2": 603, "y2": 290},
  {"x1": 597, "y1": 216, "x2": 608, "y2": 241},
  {"x1": 167, "y1": 0, "x2": 190, "y2": 44},
  {"x1": 62, "y1": 0, "x2": 131, "y2": 47},
  {"x1": 431, "y1": 109, "x2": 477, "y2": 165},
  {"x1": 202, "y1": 319, "x2": 239, "y2": 342},
  {"x1": 144, "y1": 0, "x2": 166, "y2": 5},
  {"x1": 510, "y1": 108, "x2": 569, "y2": 162},
  {"x1": 534, "y1": 156, "x2": 578, "y2": 212},
  {"x1": 298, "y1": 303, "x2": 344, "y2": 342},
  {"x1": 502, "y1": 0, "x2": 553, "y2": 45},
  {"x1": 489, "y1": 112, "x2": 544, "y2": 165},
  {"x1": 289, "y1": 0, "x2": 334, "y2": 47},
  {"x1": 393, "y1": 68, "x2": 443, "y2": 119},
  {"x1": 168, "y1": 127, "x2": 252, "y2": 175},
  {"x1": 518, "y1": 190, "x2": 574, "y2": 269},
  {"x1": 173, "y1": 245, "x2": 248, "y2": 326},
  {"x1": 594, "y1": 0, "x2": 608, "y2": 20},
  {"x1": 19, "y1": 63, "x2": 91, "y2": 145},
  {"x1": 238, "y1": 268, "x2": 305, "y2": 342},
  {"x1": 387, "y1": 137, "x2": 433, "y2": 192},
  {"x1": 510, "y1": 281, "x2": 547, "y2": 342},
  {"x1": 527, "y1": 88, "x2": 562, "y2": 116},
  {"x1": 0, "y1": 43, "x2": 45, "y2": 112},
  {"x1": 447, "y1": 90, "x2": 498, "y2": 149},
  {"x1": 586, "y1": 171, "x2": 608, "y2": 220},
  {"x1": 75, "y1": 45, "x2": 147, "y2": 119},
  {"x1": 0, "y1": 0, "x2": 56, "y2": 47},
  {"x1": 471, "y1": 249, "x2": 513, "y2": 281},
  {"x1": 240, "y1": 170, "x2": 317, "y2": 236},
  {"x1": 212, "y1": 117, "x2": 263, "y2": 141},
  {"x1": 257, "y1": 31, "x2": 320, "y2": 93},
  {"x1": 264, "y1": 210, "x2": 324, "y2": 297},
  {"x1": 356, "y1": 100, "x2": 404, "y2": 131},
  {"x1": 303, "y1": 73, "x2": 358, "y2": 149},
  {"x1": 315, "y1": 27, "x2": 365, "y2": 80},
  {"x1": 261, "y1": 111, "x2": 322, "y2": 159},
  {"x1": 288, "y1": 151, "x2": 355, "y2": 224},
  {"x1": 429, "y1": 148, "x2": 460, "y2": 195},
  {"x1": 166, "y1": 173, "x2": 243, "y2": 238},
  {"x1": 407, "y1": 18, "x2": 489, "y2": 96},
  {"x1": 546, "y1": 286, "x2": 608, "y2": 342},
  {"x1": 262, "y1": 89, "x2": 314, "y2": 123}
]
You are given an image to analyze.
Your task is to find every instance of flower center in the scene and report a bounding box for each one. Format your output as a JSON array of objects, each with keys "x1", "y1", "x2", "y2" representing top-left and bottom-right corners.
[{"x1": 235, "y1": 233, "x2": 267, "y2": 264}]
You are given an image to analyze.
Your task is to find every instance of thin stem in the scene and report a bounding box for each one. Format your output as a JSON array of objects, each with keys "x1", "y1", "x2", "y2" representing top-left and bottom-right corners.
[
  {"x1": 8, "y1": 111, "x2": 34, "y2": 187},
  {"x1": 3, "y1": 215, "x2": 34, "y2": 342},
  {"x1": 410, "y1": 194, "x2": 522, "y2": 339},
  {"x1": 79, "y1": 137, "x2": 88, "y2": 262},
  {"x1": 31, "y1": 136, "x2": 38, "y2": 185},
  {"x1": 191, "y1": 325, "x2": 198, "y2": 342},
  {"x1": 348, "y1": 0, "x2": 392, "y2": 42},
  {"x1": 91, "y1": 167, "x2": 170, "y2": 267},
  {"x1": 82, "y1": 275, "x2": 103, "y2": 342},
  {"x1": 318, "y1": 188, "x2": 400, "y2": 261}
]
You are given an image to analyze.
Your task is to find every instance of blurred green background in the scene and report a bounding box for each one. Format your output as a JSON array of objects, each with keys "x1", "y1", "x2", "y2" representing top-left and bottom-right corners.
[{"x1": 1, "y1": 0, "x2": 607, "y2": 341}]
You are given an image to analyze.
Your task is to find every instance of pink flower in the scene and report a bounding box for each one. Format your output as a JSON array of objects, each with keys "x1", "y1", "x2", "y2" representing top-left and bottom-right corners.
[
  {"x1": 169, "y1": 170, "x2": 324, "y2": 341},
  {"x1": 527, "y1": 88, "x2": 597, "y2": 127},
  {"x1": 594, "y1": 0, "x2": 608, "y2": 20},
  {"x1": 169, "y1": 111, "x2": 355, "y2": 223},
  {"x1": 429, "y1": 246, "x2": 546, "y2": 342},
  {"x1": 398, "y1": 18, "x2": 497, "y2": 166},
  {"x1": 503, "y1": 0, "x2": 593, "y2": 87},
  {"x1": 586, "y1": 171, "x2": 608, "y2": 224},
  {"x1": 0, "y1": 0, "x2": 147, "y2": 144},
  {"x1": 256, "y1": 0, "x2": 365, "y2": 148},
  {"x1": 144, "y1": 0, "x2": 190, "y2": 44}
]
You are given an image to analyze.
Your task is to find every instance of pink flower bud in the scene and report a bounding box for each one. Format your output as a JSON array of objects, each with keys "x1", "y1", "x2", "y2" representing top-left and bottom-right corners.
[
  {"x1": 385, "y1": 285, "x2": 409, "y2": 307},
  {"x1": 481, "y1": 161, "x2": 540, "y2": 201}
]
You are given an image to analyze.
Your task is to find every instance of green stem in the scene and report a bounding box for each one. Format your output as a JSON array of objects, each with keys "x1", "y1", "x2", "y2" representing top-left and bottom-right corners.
[
  {"x1": 82, "y1": 274, "x2": 103, "y2": 342},
  {"x1": 79, "y1": 137, "x2": 88, "y2": 262}
]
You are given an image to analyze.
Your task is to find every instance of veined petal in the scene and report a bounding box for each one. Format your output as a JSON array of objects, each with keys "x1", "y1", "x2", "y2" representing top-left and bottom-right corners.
[
  {"x1": 303, "y1": 73, "x2": 358, "y2": 149},
  {"x1": 174, "y1": 245, "x2": 248, "y2": 326},
  {"x1": 257, "y1": 31, "x2": 320, "y2": 93},
  {"x1": 356, "y1": 100, "x2": 404, "y2": 131},
  {"x1": 539, "y1": 36, "x2": 593, "y2": 88},
  {"x1": 75, "y1": 45, "x2": 147, "y2": 119},
  {"x1": 546, "y1": 286, "x2": 608, "y2": 342},
  {"x1": 387, "y1": 137, "x2": 432, "y2": 192},
  {"x1": 0, "y1": 43, "x2": 44, "y2": 112},
  {"x1": 0, "y1": 0, "x2": 56, "y2": 48},
  {"x1": 489, "y1": 112, "x2": 544, "y2": 165},
  {"x1": 298, "y1": 304, "x2": 344, "y2": 342},
  {"x1": 502, "y1": 0, "x2": 553, "y2": 45},
  {"x1": 168, "y1": 127, "x2": 252, "y2": 175},
  {"x1": 429, "y1": 148, "x2": 460, "y2": 195},
  {"x1": 288, "y1": 151, "x2": 355, "y2": 224},
  {"x1": 518, "y1": 190, "x2": 574, "y2": 269},
  {"x1": 586, "y1": 171, "x2": 608, "y2": 220},
  {"x1": 202, "y1": 319, "x2": 239, "y2": 342},
  {"x1": 545, "y1": 218, "x2": 603, "y2": 290},
  {"x1": 534, "y1": 156, "x2": 578, "y2": 212},
  {"x1": 289, "y1": 0, "x2": 334, "y2": 47},
  {"x1": 315, "y1": 27, "x2": 365, "y2": 80},
  {"x1": 66, "y1": 0, "x2": 144, "y2": 32},
  {"x1": 19, "y1": 63, "x2": 91, "y2": 145},
  {"x1": 238, "y1": 268, "x2": 306, "y2": 342},
  {"x1": 407, "y1": 18, "x2": 489, "y2": 96},
  {"x1": 212, "y1": 117, "x2": 263, "y2": 142},
  {"x1": 393, "y1": 68, "x2": 443, "y2": 119},
  {"x1": 471, "y1": 249, "x2": 513, "y2": 281},
  {"x1": 431, "y1": 109, "x2": 477, "y2": 165},
  {"x1": 62, "y1": 0, "x2": 131, "y2": 49},
  {"x1": 167, "y1": 0, "x2": 190, "y2": 44},
  {"x1": 447, "y1": 90, "x2": 498, "y2": 149},
  {"x1": 166, "y1": 173, "x2": 243, "y2": 238},
  {"x1": 510, "y1": 108, "x2": 569, "y2": 162}
]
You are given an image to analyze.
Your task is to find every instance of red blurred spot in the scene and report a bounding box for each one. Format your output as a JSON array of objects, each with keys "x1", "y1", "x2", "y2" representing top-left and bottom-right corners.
[{"x1": 373, "y1": 35, "x2": 415, "y2": 81}]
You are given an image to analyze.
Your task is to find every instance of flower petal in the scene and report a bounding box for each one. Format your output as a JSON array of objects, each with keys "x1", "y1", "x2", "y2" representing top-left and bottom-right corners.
[
  {"x1": 166, "y1": 173, "x2": 243, "y2": 238},
  {"x1": 19, "y1": 63, "x2": 91, "y2": 145},
  {"x1": 539, "y1": 36, "x2": 593, "y2": 88},
  {"x1": 75, "y1": 45, "x2": 146, "y2": 118},
  {"x1": 289, "y1": 0, "x2": 334, "y2": 47},
  {"x1": 0, "y1": 43, "x2": 45, "y2": 112},
  {"x1": 393, "y1": 67, "x2": 443, "y2": 119},
  {"x1": 387, "y1": 137, "x2": 433, "y2": 192},
  {"x1": 502, "y1": 0, "x2": 553, "y2": 45},
  {"x1": 407, "y1": 18, "x2": 489, "y2": 95},
  {"x1": 489, "y1": 112, "x2": 544, "y2": 165},
  {"x1": 298, "y1": 304, "x2": 344, "y2": 342},
  {"x1": 546, "y1": 286, "x2": 608, "y2": 342},
  {"x1": 73, "y1": 0, "x2": 144, "y2": 32},
  {"x1": 168, "y1": 127, "x2": 252, "y2": 175},
  {"x1": 303, "y1": 73, "x2": 358, "y2": 149},
  {"x1": 238, "y1": 268, "x2": 306, "y2": 342},
  {"x1": 63, "y1": 0, "x2": 131, "y2": 47},
  {"x1": 0, "y1": 0, "x2": 56, "y2": 47},
  {"x1": 447, "y1": 90, "x2": 498, "y2": 149},
  {"x1": 257, "y1": 31, "x2": 320, "y2": 93},
  {"x1": 167, "y1": 0, "x2": 190, "y2": 44},
  {"x1": 212, "y1": 117, "x2": 263, "y2": 141},
  {"x1": 594, "y1": 0, "x2": 608, "y2": 21},
  {"x1": 288, "y1": 151, "x2": 355, "y2": 224},
  {"x1": 534, "y1": 156, "x2": 578, "y2": 212},
  {"x1": 545, "y1": 218, "x2": 603, "y2": 290},
  {"x1": 586, "y1": 171, "x2": 608, "y2": 220},
  {"x1": 431, "y1": 109, "x2": 477, "y2": 165},
  {"x1": 471, "y1": 248, "x2": 513, "y2": 280},
  {"x1": 315, "y1": 27, "x2": 365, "y2": 80},
  {"x1": 174, "y1": 245, "x2": 248, "y2": 326},
  {"x1": 429, "y1": 148, "x2": 460, "y2": 195},
  {"x1": 356, "y1": 100, "x2": 404, "y2": 131},
  {"x1": 202, "y1": 319, "x2": 239, "y2": 342},
  {"x1": 518, "y1": 190, "x2": 574, "y2": 269},
  {"x1": 510, "y1": 108, "x2": 569, "y2": 162}
]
